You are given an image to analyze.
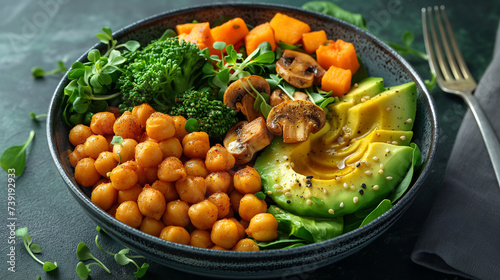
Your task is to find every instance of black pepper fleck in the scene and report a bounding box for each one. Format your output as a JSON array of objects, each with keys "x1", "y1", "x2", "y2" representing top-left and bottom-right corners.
[
  {"x1": 361, "y1": 183, "x2": 366, "y2": 189},
  {"x1": 306, "y1": 176, "x2": 313, "y2": 179},
  {"x1": 356, "y1": 162, "x2": 361, "y2": 167},
  {"x1": 306, "y1": 180, "x2": 312, "y2": 188},
  {"x1": 286, "y1": 200, "x2": 291, "y2": 204},
  {"x1": 359, "y1": 189, "x2": 364, "y2": 195}
]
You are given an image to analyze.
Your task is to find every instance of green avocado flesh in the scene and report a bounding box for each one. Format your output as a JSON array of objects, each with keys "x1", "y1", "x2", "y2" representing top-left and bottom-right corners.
[{"x1": 254, "y1": 78, "x2": 417, "y2": 218}]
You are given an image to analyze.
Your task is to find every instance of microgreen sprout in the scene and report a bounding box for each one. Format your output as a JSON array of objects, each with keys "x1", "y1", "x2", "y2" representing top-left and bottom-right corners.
[
  {"x1": 75, "y1": 242, "x2": 111, "y2": 279},
  {"x1": 1, "y1": 130, "x2": 35, "y2": 177},
  {"x1": 110, "y1": 135, "x2": 124, "y2": 146},
  {"x1": 14, "y1": 227, "x2": 58, "y2": 272},
  {"x1": 30, "y1": 112, "x2": 47, "y2": 122},
  {"x1": 31, "y1": 60, "x2": 67, "y2": 78}
]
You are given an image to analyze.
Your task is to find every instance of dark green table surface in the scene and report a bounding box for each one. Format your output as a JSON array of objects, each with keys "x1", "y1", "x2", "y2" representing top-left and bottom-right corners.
[{"x1": 1, "y1": 0, "x2": 499, "y2": 279}]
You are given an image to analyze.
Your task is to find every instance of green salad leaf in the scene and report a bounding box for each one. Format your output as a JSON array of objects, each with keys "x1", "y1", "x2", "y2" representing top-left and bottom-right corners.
[{"x1": 302, "y1": 1, "x2": 367, "y2": 30}]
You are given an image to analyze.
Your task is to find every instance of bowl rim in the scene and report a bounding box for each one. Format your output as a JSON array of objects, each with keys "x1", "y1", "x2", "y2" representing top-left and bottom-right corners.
[{"x1": 46, "y1": 0, "x2": 439, "y2": 270}]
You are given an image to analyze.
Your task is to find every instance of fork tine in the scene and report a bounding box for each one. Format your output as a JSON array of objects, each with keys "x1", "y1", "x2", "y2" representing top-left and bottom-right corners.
[
  {"x1": 439, "y1": 5, "x2": 475, "y2": 82},
  {"x1": 421, "y1": 7, "x2": 445, "y2": 84},
  {"x1": 434, "y1": 6, "x2": 462, "y2": 80},
  {"x1": 427, "y1": 7, "x2": 454, "y2": 81}
]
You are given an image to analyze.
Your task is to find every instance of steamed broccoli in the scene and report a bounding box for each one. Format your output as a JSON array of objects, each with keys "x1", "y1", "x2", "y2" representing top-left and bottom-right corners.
[
  {"x1": 169, "y1": 90, "x2": 239, "y2": 141},
  {"x1": 117, "y1": 35, "x2": 206, "y2": 112}
]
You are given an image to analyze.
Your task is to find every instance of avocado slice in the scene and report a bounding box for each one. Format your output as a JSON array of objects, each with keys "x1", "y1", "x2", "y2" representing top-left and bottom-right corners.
[{"x1": 254, "y1": 80, "x2": 417, "y2": 218}]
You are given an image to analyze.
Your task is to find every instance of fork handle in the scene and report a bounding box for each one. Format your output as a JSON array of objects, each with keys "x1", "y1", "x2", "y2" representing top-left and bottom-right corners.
[{"x1": 461, "y1": 93, "x2": 500, "y2": 187}]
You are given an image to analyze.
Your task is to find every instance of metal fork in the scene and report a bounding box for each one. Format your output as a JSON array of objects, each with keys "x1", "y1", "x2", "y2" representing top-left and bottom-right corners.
[{"x1": 422, "y1": 5, "x2": 500, "y2": 186}]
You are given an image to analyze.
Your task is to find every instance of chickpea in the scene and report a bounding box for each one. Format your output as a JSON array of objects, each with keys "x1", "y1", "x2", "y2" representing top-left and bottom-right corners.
[
  {"x1": 117, "y1": 184, "x2": 143, "y2": 204},
  {"x1": 146, "y1": 112, "x2": 175, "y2": 141},
  {"x1": 137, "y1": 186, "x2": 166, "y2": 220},
  {"x1": 68, "y1": 144, "x2": 87, "y2": 168},
  {"x1": 158, "y1": 137, "x2": 183, "y2": 159},
  {"x1": 113, "y1": 138, "x2": 138, "y2": 163},
  {"x1": 139, "y1": 131, "x2": 156, "y2": 143},
  {"x1": 229, "y1": 190, "x2": 245, "y2": 213},
  {"x1": 135, "y1": 140, "x2": 163, "y2": 168},
  {"x1": 157, "y1": 157, "x2": 186, "y2": 182},
  {"x1": 109, "y1": 161, "x2": 139, "y2": 191},
  {"x1": 229, "y1": 218, "x2": 247, "y2": 240},
  {"x1": 238, "y1": 193, "x2": 267, "y2": 222},
  {"x1": 151, "y1": 180, "x2": 178, "y2": 202},
  {"x1": 115, "y1": 201, "x2": 143, "y2": 228},
  {"x1": 69, "y1": 124, "x2": 93, "y2": 146},
  {"x1": 205, "y1": 144, "x2": 235, "y2": 172},
  {"x1": 91, "y1": 182, "x2": 118, "y2": 211},
  {"x1": 232, "y1": 238, "x2": 260, "y2": 251},
  {"x1": 208, "y1": 192, "x2": 231, "y2": 219},
  {"x1": 233, "y1": 166, "x2": 262, "y2": 194},
  {"x1": 141, "y1": 166, "x2": 159, "y2": 185},
  {"x1": 90, "y1": 112, "x2": 116, "y2": 135},
  {"x1": 75, "y1": 157, "x2": 101, "y2": 187},
  {"x1": 188, "y1": 200, "x2": 218, "y2": 230},
  {"x1": 159, "y1": 226, "x2": 190, "y2": 245},
  {"x1": 175, "y1": 176, "x2": 206, "y2": 204},
  {"x1": 172, "y1": 116, "x2": 188, "y2": 141},
  {"x1": 107, "y1": 203, "x2": 119, "y2": 217},
  {"x1": 94, "y1": 151, "x2": 118, "y2": 177},
  {"x1": 184, "y1": 158, "x2": 209, "y2": 178},
  {"x1": 93, "y1": 178, "x2": 110, "y2": 189},
  {"x1": 83, "y1": 135, "x2": 109, "y2": 159},
  {"x1": 162, "y1": 200, "x2": 190, "y2": 227},
  {"x1": 182, "y1": 132, "x2": 210, "y2": 159},
  {"x1": 245, "y1": 213, "x2": 278, "y2": 241},
  {"x1": 205, "y1": 171, "x2": 232, "y2": 194},
  {"x1": 210, "y1": 218, "x2": 240, "y2": 249},
  {"x1": 113, "y1": 111, "x2": 142, "y2": 140},
  {"x1": 189, "y1": 229, "x2": 214, "y2": 249},
  {"x1": 132, "y1": 103, "x2": 156, "y2": 129},
  {"x1": 140, "y1": 216, "x2": 165, "y2": 237},
  {"x1": 211, "y1": 245, "x2": 227, "y2": 250}
]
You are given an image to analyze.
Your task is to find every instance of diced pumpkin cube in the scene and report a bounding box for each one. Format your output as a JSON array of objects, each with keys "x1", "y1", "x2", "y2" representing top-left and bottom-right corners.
[
  {"x1": 302, "y1": 30, "x2": 328, "y2": 53},
  {"x1": 316, "y1": 39, "x2": 360, "y2": 74},
  {"x1": 269, "y1": 12, "x2": 311, "y2": 45},
  {"x1": 182, "y1": 22, "x2": 216, "y2": 55},
  {"x1": 176, "y1": 23, "x2": 200, "y2": 35},
  {"x1": 321, "y1": 65, "x2": 352, "y2": 96},
  {"x1": 244, "y1": 22, "x2": 277, "y2": 56},
  {"x1": 211, "y1": 17, "x2": 249, "y2": 47}
]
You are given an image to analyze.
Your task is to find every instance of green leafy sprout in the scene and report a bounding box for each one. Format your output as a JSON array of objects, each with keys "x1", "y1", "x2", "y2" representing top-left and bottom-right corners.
[
  {"x1": 0, "y1": 130, "x2": 35, "y2": 177},
  {"x1": 14, "y1": 227, "x2": 58, "y2": 272},
  {"x1": 31, "y1": 60, "x2": 67, "y2": 78},
  {"x1": 76, "y1": 226, "x2": 149, "y2": 279}
]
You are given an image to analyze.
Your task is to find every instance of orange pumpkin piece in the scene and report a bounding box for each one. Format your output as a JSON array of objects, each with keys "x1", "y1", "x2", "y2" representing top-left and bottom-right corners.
[
  {"x1": 321, "y1": 65, "x2": 352, "y2": 97},
  {"x1": 244, "y1": 22, "x2": 276, "y2": 56},
  {"x1": 269, "y1": 12, "x2": 311, "y2": 45},
  {"x1": 316, "y1": 39, "x2": 360, "y2": 74},
  {"x1": 182, "y1": 22, "x2": 216, "y2": 55},
  {"x1": 211, "y1": 17, "x2": 249, "y2": 47},
  {"x1": 302, "y1": 30, "x2": 328, "y2": 53},
  {"x1": 176, "y1": 22, "x2": 200, "y2": 35}
]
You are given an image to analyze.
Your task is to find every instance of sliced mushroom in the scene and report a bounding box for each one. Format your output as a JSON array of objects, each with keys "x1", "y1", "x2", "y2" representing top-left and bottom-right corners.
[
  {"x1": 266, "y1": 100, "x2": 326, "y2": 143},
  {"x1": 270, "y1": 88, "x2": 311, "y2": 107},
  {"x1": 276, "y1": 49, "x2": 326, "y2": 89},
  {"x1": 223, "y1": 117, "x2": 273, "y2": 165},
  {"x1": 223, "y1": 75, "x2": 270, "y2": 121}
]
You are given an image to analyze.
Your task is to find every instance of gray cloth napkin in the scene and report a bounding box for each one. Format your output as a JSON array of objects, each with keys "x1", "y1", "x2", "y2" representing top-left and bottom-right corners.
[{"x1": 411, "y1": 22, "x2": 500, "y2": 280}]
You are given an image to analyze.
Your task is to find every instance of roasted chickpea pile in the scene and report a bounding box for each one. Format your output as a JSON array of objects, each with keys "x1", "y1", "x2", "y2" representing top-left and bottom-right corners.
[{"x1": 67, "y1": 103, "x2": 278, "y2": 251}]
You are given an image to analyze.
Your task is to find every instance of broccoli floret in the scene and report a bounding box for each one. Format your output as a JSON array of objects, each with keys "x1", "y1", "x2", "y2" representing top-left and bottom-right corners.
[
  {"x1": 117, "y1": 36, "x2": 206, "y2": 112},
  {"x1": 169, "y1": 90, "x2": 239, "y2": 142}
]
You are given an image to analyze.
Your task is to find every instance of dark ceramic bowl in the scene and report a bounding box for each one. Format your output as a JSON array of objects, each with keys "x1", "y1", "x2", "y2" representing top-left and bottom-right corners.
[{"x1": 47, "y1": 3, "x2": 438, "y2": 279}]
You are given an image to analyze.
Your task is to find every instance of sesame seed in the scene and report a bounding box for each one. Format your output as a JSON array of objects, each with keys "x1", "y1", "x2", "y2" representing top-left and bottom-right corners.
[
  {"x1": 276, "y1": 189, "x2": 283, "y2": 194},
  {"x1": 353, "y1": 196, "x2": 359, "y2": 203},
  {"x1": 353, "y1": 83, "x2": 359, "y2": 88},
  {"x1": 338, "y1": 136, "x2": 344, "y2": 144},
  {"x1": 378, "y1": 169, "x2": 384, "y2": 174},
  {"x1": 376, "y1": 132, "x2": 381, "y2": 137},
  {"x1": 306, "y1": 199, "x2": 313, "y2": 205},
  {"x1": 400, "y1": 135, "x2": 406, "y2": 141},
  {"x1": 385, "y1": 148, "x2": 391, "y2": 154},
  {"x1": 392, "y1": 141, "x2": 399, "y2": 145},
  {"x1": 340, "y1": 202, "x2": 344, "y2": 208},
  {"x1": 373, "y1": 156, "x2": 379, "y2": 161},
  {"x1": 267, "y1": 191, "x2": 273, "y2": 195},
  {"x1": 372, "y1": 185, "x2": 380, "y2": 191},
  {"x1": 285, "y1": 192, "x2": 292, "y2": 197},
  {"x1": 380, "y1": 164, "x2": 384, "y2": 169},
  {"x1": 358, "y1": 189, "x2": 364, "y2": 195},
  {"x1": 323, "y1": 189, "x2": 329, "y2": 195},
  {"x1": 356, "y1": 162, "x2": 361, "y2": 167},
  {"x1": 365, "y1": 170, "x2": 373, "y2": 176},
  {"x1": 350, "y1": 185, "x2": 356, "y2": 190},
  {"x1": 305, "y1": 193, "x2": 312, "y2": 199},
  {"x1": 328, "y1": 209, "x2": 335, "y2": 214},
  {"x1": 290, "y1": 162, "x2": 295, "y2": 168},
  {"x1": 335, "y1": 177, "x2": 341, "y2": 181},
  {"x1": 283, "y1": 155, "x2": 289, "y2": 161},
  {"x1": 386, "y1": 176, "x2": 393, "y2": 180},
  {"x1": 386, "y1": 107, "x2": 392, "y2": 112},
  {"x1": 406, "y1": 118, "x2": 413, "y2": 124},
  {"x1": 343, "y1": 183, "x2": 349, "y2": 189},
  {"x1": 273, "y1": 184, "x2": 281, "y2": 189}
]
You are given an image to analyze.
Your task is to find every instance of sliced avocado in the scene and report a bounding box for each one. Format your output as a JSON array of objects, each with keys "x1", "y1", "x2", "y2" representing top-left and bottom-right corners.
[{"x1": 253, "y1": 80, "x2": 418, "y2": 218}]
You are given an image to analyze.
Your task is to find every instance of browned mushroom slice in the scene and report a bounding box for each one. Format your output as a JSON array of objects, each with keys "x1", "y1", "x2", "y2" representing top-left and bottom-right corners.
[
  {"x1": 276, "y1": 49, "x2": 326, "y2": 89},
  {"x1": 266, "y1": 100, "x2": 326, "y2": 143},
  {"x1": 223, "y1": 75, "x2": 270, "y2": 121},
  {"x1": 223, "y1": 117, "x2": 273, "y2": 165},
  {"x1": 270, "y1": 89, "x2": 311, "y2": 107}
]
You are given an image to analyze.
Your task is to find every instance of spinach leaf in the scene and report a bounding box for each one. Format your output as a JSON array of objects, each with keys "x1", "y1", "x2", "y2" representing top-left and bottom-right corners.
[{"x1": 302, "y1": 1, "x2": 367, "y2": 30}]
